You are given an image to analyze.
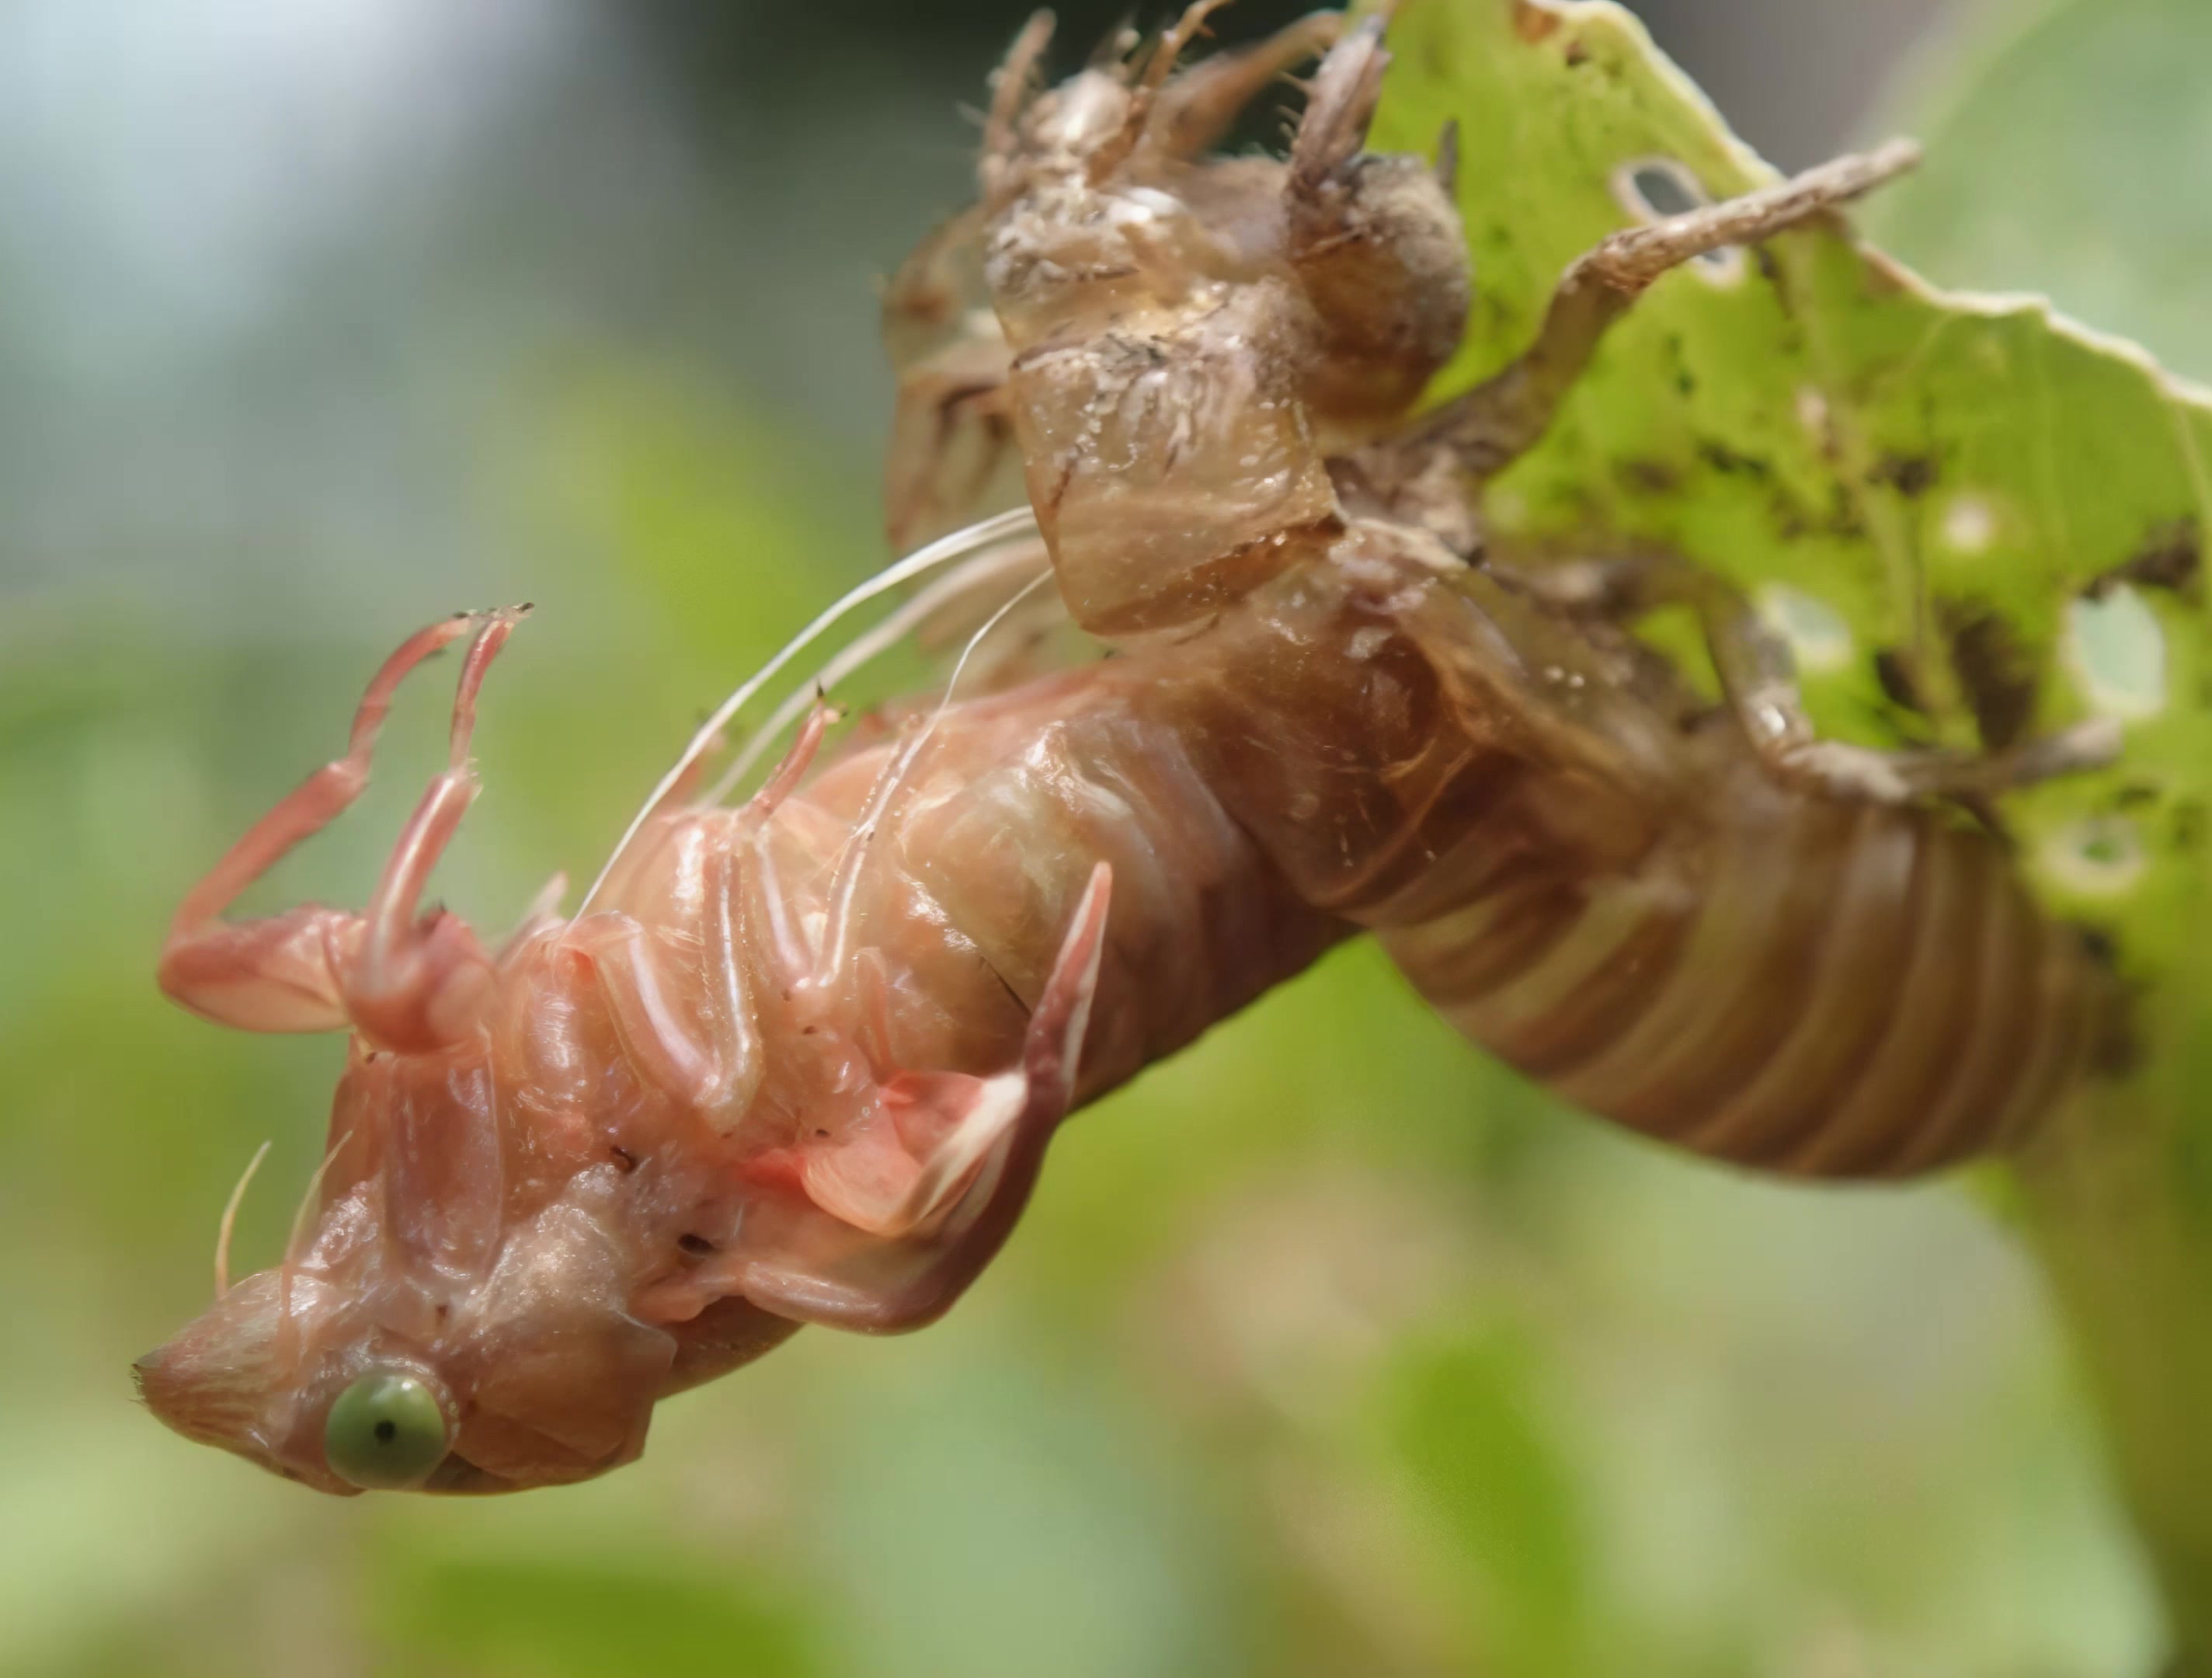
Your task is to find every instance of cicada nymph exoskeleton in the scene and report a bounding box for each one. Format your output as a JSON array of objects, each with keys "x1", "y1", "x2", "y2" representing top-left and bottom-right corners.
[
  {"x1": 894, "y1": 2, "x2": 2123, "y2": 1176},
  {"x1": 138, "y1": 5, "x2": 2124, "y2": 1496}
]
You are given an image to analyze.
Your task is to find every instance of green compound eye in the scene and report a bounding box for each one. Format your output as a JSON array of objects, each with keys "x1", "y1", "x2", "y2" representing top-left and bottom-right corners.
[{"x1": 324, "y1": 1370, "x2": 450, "y2": 1490}]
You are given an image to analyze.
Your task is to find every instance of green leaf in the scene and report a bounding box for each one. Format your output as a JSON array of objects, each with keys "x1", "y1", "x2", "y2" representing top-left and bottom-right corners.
[{"x1": 1369, "y1": 0, "x2": 2212, "y2": 1001}]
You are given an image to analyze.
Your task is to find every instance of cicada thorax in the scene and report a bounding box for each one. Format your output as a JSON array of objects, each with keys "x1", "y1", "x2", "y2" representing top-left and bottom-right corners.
[{"x1": 947, "y1": 11, "x2": 1469, "y2": 638}]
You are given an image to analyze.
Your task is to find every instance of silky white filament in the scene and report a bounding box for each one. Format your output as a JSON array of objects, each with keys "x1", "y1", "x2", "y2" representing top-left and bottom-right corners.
[
  {"x1": 579, "y1": 506, "x2": 1041, "y2": 914},
  {"x1": 700, "y1": 534, "x2": 1052, "y2": 809},
  {"x1": 811, "y1": 570, "x2": 1053, "y2": 990}
]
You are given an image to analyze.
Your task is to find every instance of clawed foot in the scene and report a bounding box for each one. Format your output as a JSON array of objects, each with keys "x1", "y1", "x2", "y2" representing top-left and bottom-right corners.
[{"x1": 159, "y1": 609, "x2": 526, "y2": 1048}]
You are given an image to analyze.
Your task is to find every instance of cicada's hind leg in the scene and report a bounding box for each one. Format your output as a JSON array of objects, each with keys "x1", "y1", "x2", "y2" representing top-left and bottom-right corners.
[
  {"x1": 1410, "y1": 143, "x2": 1921, "y2": 482},
  {"x1": 158, "y1": 615, "x2": 477, "y2": 1033},
  {"x1": 1501, "y1": 548, "x2": 2121, "y2": 803},
  {"x1": 711, "y1": 865, "x2": 1111, "y2": 1335}
]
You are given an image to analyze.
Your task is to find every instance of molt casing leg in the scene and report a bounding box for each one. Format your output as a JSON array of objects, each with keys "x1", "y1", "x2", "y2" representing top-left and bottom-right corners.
[
  {"x1": 1153, "y1": 11, "x2": 1343, "y2": 159},
  {"x1": 1286, "y1": 19, "x2": 1471, "y2": 431},
  {"x1": 1414, "y1": 142, "x2": 1919, "y2": 480}
]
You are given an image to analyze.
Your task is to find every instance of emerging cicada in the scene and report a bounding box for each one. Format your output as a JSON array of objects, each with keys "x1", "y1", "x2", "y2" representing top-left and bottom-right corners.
[{"x1": 138, "y1": 5, "x2": 2120, "y2": 1494}]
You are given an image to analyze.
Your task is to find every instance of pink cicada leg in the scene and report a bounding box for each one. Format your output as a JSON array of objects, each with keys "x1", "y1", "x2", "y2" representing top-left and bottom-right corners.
[
  {"x1": 563, "y1": 705, "x2": 842, "y2": 1119},
  {"x1": 158, "y1": 614, "x2": 482, "y2": 1033},
  {"x1": 337, "y1": 610, "x2": 525, "y2": 1052},
  {"x1": 726, "y1": 863, "x2": 1112, "y2": 1335}
]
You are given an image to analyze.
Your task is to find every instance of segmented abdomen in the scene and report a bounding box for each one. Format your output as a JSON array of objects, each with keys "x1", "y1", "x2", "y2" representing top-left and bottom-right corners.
[{"x1": 1382, "y1": 768, "x2": 2109, "y2": 1178}]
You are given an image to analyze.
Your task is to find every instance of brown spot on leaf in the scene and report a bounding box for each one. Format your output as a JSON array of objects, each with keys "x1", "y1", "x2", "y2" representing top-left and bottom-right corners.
[
  {"x1": 1564, "y1": 37, "x2": 1590, "y2": 67},
  {"x1": 2086, "y1": 519, "x2": 2200, "y2": 601},
  {"x1": 1874, "y1": 647, "x2": 1931, "y2": 716},
  {"x1": 1616, "y1": 458, "x2": 1681, "y2": 496},
  {"x1": 1942, "y1": 603, "x2": 2037, "y2": 753},
  {"x1": 1753, "y1": 245, "x2": 1784, "y2": 295},
  {"x1": 2175, "y1": 799, "x2": 2206, "y2": 850},
  {"x1": 2077, "y1": 935, "x2": 2142, "y2": 1076},
  {"x1": 1824, "y1": 482, "x2": 1867, "y2": 540},
  {"x1": 1696, "y1": 438, "x2": 1772, "y2": 479},
  {"x1": 1870, "y1": 454, "x2": 1938, "y2": 499}
]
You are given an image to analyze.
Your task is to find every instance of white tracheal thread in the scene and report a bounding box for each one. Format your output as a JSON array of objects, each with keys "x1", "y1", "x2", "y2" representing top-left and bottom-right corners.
[
  {"x1": 701, "y1": 534, "x2": 1052, "y2": 809},
  {"x1": 579, "y1": 507, "x2": 1042, "y2": 914},
  {"x1": 213, "y1": 1139, "x2": 273, "y2": 1300},
  {"x1": 809, "y1": 570, "x2": 1054, "y2": 994},
  {"x1": 276, "y1": 1131, "x2": 355, "y2": 1370}
]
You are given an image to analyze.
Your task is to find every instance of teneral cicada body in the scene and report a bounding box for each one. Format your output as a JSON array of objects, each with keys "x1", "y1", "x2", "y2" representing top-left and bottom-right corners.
[{"x1": 140, "y1": 6, "x2": 2120, "y2": 1495}]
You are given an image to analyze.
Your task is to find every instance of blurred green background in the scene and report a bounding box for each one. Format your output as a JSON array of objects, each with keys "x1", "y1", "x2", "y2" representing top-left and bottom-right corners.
[{"x1": 0, "y1": 1, "x2": 2189, "y2": 1673}]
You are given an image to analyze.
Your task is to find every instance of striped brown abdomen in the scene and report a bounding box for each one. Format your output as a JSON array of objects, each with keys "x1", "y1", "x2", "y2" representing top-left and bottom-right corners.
[
  {"x1": 1113, "y1": 540, "x2": 2110, "y2": 1182},
  {"x1": 1380, "y1": 759, "x2": 2111, "y2": 1178}
]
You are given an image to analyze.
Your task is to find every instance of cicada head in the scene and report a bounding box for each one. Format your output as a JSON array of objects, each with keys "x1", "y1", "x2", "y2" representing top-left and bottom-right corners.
[{"x1": 134, "y1": 1017, "x2": 795, "y2": 1495}]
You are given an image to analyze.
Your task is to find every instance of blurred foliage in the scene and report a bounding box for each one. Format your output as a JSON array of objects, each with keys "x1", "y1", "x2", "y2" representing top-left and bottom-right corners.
[{"x1": 0, "y1": 0, "x2": 2201, "y2": 1675}]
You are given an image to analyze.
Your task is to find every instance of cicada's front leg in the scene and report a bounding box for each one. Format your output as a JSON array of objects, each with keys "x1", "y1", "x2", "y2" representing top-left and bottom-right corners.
[
  {"x1": 1148, "y1": 9, "x2": 1344, "y2": 161},
  {"x1": 1407, "y1": 143, "x2": 1922, "y2": 483},
  {"x1": 158, "y1": 611, "x2": 521, "y2": 1047},
  {"x1": 1284, "y1": 17, "x2": 1470, "y2": 437}
]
